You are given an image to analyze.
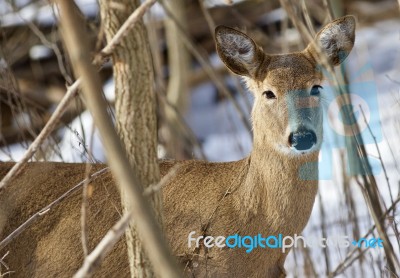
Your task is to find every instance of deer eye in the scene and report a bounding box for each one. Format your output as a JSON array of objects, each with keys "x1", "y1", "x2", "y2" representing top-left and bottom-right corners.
[
  {"x1": 311, "y1": 85, "x2": 323, "y2": 96},
  {"x1": 262, "y1": 90, "x2": 276, "y2": 99}
]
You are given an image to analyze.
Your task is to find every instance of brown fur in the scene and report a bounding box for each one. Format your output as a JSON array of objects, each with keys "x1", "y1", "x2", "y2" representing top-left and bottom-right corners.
[{"x1": 0, "y1": 16, "x2": 355, "y2": 277}]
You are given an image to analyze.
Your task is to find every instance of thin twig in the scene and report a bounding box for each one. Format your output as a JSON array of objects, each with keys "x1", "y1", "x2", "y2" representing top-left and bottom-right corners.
[
  {"x1": 143, "y1": 164, "x2": 181, "y2": 196},
  {"x1": 25, "y1": 20, "x2": 73, "y2": 84},
  {"x1": 317, "y1": 191, "x2": 330, "y2": 275},
  {"x1": 301, "y1": 0, "x2": 316, "y2": 36},
  {"x1": 0, "y1": 251, "x2": 10, "y2": 271},
  {"x1": 0, "y1": 80, "x2": 80, "y2": 190},
  {"x1": 0, "y1": 167, "x2": 110, "y2": 251},
  {"x1": 397, "y1": 0, "x2": 400, "y2": 16},
  {"x1": 328, "y1": 247, "x2": 369, "y2": 278},
  {"x1": 322, "y1": 0, "x2": 334, "y2": 21},
  {"x1": 198, "y1": 0, "x2": 253, "y2": 124},
  {"x1": 73, "y1": 212, "x2": 132, "y2": 278},
  {"x1": 359, "y1": 106, "x2": 400, "y2": 246},
  {"x1": 359, "y1": 106, "x2": 393, "y2": 204},
  {"x1": 150, "y1": 7, "x2": 206, "y2": 160},
  {"x1": 80, "y1": 122, "x2": 99, "y2": 256},
  {"x1": 101, "y1": 0, "x2": 157, "y2": 56},
  {"x1": 329, "y1": 194, "x2": 400, "y2": 276},
  {"x1": 158, "y1": 92, "x2": 207, "y2": 160},
  {"x1": 5, "y1": 1, "x2": 72, "y2": 84},
  {"x1": 80, "y1": 164, "x2": 93, "y2": 258}
]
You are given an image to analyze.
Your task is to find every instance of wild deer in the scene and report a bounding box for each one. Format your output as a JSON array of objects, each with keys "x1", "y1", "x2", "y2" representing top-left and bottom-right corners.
[{"x1": 0, "y1": 16, "x2": 355, "y2": 277}]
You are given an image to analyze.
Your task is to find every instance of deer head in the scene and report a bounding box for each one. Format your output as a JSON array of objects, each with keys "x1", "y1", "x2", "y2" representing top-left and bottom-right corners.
[{"x1": 215, "y1": 16, "x2": 355, "y2": 156}]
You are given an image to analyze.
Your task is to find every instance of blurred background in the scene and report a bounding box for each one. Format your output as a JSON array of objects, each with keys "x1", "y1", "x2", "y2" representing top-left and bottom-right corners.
[{"x1": 0, "y1": 0, "x2": 399, "y2": 276}]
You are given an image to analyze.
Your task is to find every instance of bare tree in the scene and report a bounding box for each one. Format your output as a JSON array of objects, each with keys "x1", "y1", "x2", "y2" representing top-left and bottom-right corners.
[{"x1": 99, "y1": 0, "x2": 164, "y2": 276}]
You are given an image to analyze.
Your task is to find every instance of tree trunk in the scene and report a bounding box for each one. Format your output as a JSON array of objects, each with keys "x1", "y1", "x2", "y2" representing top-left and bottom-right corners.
[{"x1": 99, "y1": 1, "x2": 161, "y2": 277}]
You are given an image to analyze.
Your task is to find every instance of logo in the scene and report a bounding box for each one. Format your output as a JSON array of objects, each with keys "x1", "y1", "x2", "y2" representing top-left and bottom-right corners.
[
  {"x1": 351, "y1": 237, "x2": 384, "y2": 248},
  {"x1": 327, "y1": 93, "x2": 370, "y2": 137},
  {"x1": 296, "y1": 48, "x2": 383, "y2": 180},
  {"x1": 188, "y1": 232, "x2": 383, "y2": 253}
]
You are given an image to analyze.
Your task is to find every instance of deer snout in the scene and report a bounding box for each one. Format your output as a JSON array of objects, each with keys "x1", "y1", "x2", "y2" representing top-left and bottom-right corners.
[{"x1": 288, "y1": 129, "x2": 317, "y2": 151}]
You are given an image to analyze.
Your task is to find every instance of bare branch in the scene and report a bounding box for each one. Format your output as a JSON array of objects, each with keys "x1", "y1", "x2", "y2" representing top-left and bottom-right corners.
[
  {"x1": 101, "y1": 0, "x2": 157, "y2": 56},
  {"x1": 0, "y1": 80, "x2": 80, "y2": 190},
  {"x1": 73, "y1": 212, "x2": 132, "y2": 278},
  {"x1": 143, "y1": 164, "x2": 180, "y2": 196}
]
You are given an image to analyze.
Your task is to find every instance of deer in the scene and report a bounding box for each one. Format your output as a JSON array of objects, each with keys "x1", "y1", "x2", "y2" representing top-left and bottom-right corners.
[{"x1": 0, "y1": 15, "x2": 355, "y2": 277}]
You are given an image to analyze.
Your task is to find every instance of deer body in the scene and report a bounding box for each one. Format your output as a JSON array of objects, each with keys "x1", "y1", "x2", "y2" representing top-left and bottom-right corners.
[
  {"x1": 0, "y1": 16, "x2": 355, "y2": 277},
  {"x1": 163, "y1": 151, "x2": 319, "y2": 277}
]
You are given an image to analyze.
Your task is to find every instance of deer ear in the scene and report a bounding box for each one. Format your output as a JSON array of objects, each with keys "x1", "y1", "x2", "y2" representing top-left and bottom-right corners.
[
  {"x1": 215, "y1": 26, "x2": 265, "y2": 77},
  {"x1": 307, "y1": 15, "x2": 355, "y2": 66}
]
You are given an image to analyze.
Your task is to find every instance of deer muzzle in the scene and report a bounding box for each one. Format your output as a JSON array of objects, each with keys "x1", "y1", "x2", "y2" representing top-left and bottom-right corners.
[{"x1": 288, "y1": 129, "x2": 317, "y2": 151}]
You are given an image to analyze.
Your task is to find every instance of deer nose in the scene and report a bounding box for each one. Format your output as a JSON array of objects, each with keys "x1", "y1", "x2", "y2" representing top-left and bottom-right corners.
[{"x1": 289, "y1": 129, "x2": 317, "y2": 151}]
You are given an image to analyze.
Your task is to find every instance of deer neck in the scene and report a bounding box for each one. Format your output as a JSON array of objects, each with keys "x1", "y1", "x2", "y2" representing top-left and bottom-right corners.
[{"x1": 236, "y1": 138, "x2": 319, "y2": 234}]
